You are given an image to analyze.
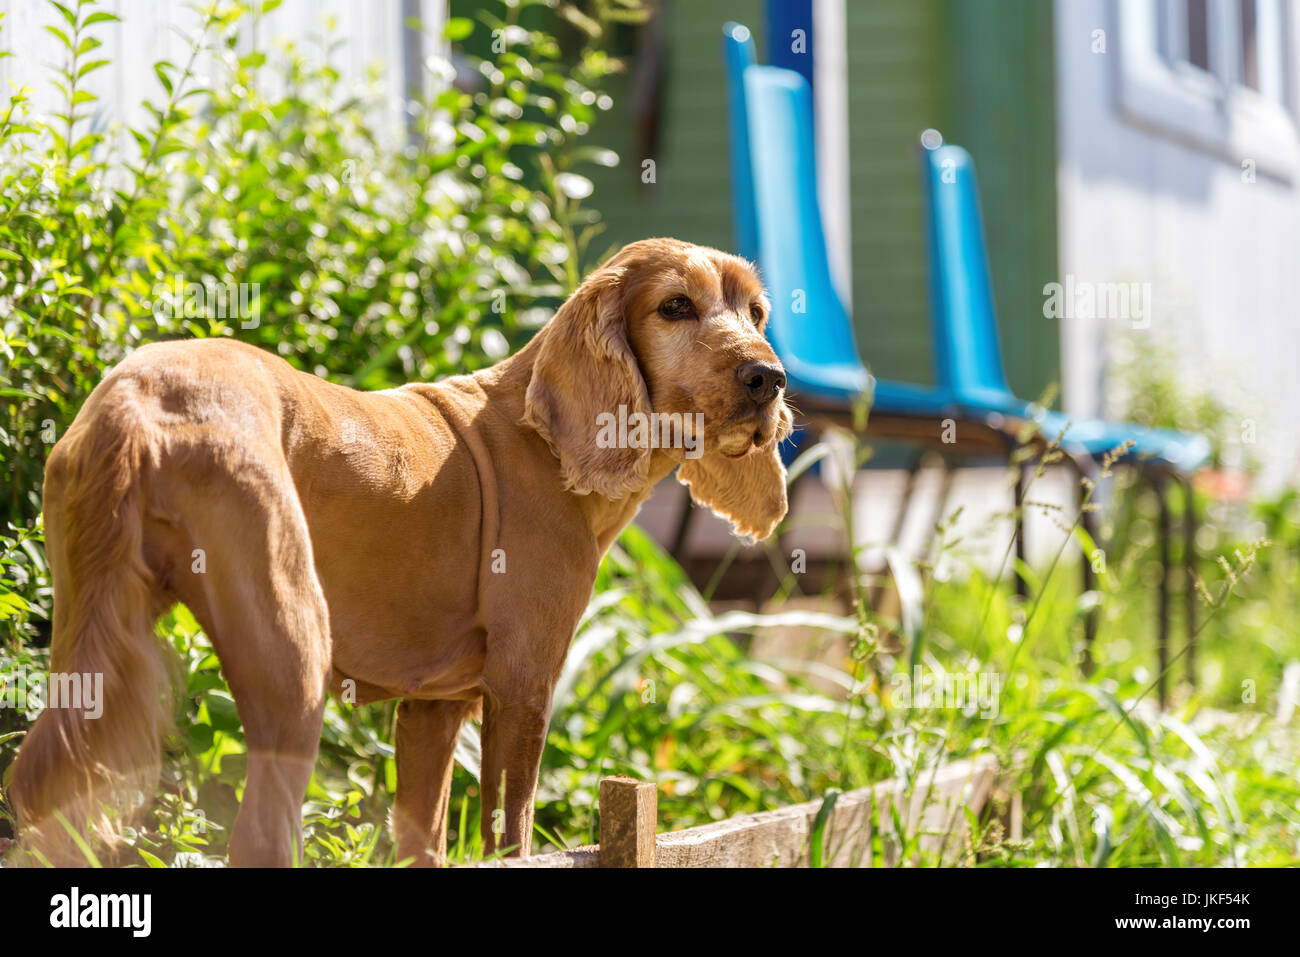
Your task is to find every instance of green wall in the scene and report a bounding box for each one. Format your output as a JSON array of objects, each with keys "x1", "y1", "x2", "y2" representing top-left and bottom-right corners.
[
  {"x1": 937, "y1": 0, "x2": 1060, "y2": 403},
  {"x1": 584, "y1": 0, "x2": 765, "y2": 259},
  {"x1": 844, "y1": 0, "x2": 945, "y2": 386}
]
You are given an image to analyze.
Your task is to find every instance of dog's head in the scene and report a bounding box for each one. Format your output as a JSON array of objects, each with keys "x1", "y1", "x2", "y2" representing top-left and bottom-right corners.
[{"x1": 524, "y1": 238, "x2": 794, "y2": 541}]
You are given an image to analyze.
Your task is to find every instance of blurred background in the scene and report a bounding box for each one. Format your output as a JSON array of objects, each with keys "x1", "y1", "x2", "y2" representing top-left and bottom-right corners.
[{"x1": 1, "y1": 0, "x2": 1297, "y2": 867}]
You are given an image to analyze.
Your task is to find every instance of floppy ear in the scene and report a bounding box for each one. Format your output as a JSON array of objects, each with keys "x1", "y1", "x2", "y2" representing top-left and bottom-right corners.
[
  {"x1": 523, "y1": 266, "x2": 653, "y2": 499},
  {"x1": 677, "y1": 404, "x2": 794, "y2": 542}
]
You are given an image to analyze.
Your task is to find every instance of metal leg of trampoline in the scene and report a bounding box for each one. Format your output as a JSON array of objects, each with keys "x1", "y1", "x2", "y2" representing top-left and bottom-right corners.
[
  {"x1": 867, "y1": 452, "x2": 926, "y2": 612},
  {"x1": 1073, "y1": 455, "x2": 1099, "y2": 674},
  {"x1": 1156, "y1": 473, "x2": 1172, "y2": 710},
  {"x1": 1014, "y1": 458, "x2": 1029, "y2": 601},
  {"x1": 670, "y1": 487, "x2": 695, "y2": 559},
  {"x1": 923, "y1": 453, "x2": 955, "y2": 564},
  {"x1": 1181, "y1": 474, "x2": 1199, "y2": 691}
]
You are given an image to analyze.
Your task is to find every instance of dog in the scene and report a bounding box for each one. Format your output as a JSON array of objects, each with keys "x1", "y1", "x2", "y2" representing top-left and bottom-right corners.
[{"x1": 6, "y1": 238, "x2": 793, "y2": 866}]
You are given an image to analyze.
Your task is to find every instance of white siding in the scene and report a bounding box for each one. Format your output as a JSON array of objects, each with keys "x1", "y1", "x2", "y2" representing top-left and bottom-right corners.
[
  {"x1": 0, "y1": 0, "x2": 441, "y2": 145},
  {"x1": 1055, "y1": 0, "x2": 1300, "y2": 489}
]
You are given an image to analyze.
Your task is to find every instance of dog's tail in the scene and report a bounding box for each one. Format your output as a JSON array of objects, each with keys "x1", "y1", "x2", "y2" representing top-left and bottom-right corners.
[{"x1": 6, "y1": 390, "x2": 175, "y2": 866}]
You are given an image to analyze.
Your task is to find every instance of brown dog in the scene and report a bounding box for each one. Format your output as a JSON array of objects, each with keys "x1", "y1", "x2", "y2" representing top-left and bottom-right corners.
[{"x1": 6, "y1": 238, "x2": 792, "y2": 866}]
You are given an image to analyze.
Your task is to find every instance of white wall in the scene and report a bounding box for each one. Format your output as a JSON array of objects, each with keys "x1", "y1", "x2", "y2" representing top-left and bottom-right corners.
[
  {"x1": 1055, "y1": 0, "x2": 1300, "y2": 490},
  {"x1": 0, "y1": 0, "x2": 441, "y2": 148}
]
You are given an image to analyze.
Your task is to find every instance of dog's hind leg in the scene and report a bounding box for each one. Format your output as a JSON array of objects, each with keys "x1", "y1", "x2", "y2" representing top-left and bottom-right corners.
[
  {"x1": 392, "y1": 698, "x2": 477, "y2": 866},
  {"x1": 8, "y1": 417, "x2": 174, "y2": 866},
  {"x1": 170, "y1": 456, "x2": 332, "y2": 867}
]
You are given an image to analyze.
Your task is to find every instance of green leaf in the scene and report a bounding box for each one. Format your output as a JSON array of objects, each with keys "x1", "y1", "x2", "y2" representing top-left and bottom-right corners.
[
  {"x1": 43, "y1": 25, "x2": 71, "y2": 48},
  {"x1": 0, "y1": 590, "x2": 32, "y2": 617},
  {"x1": 785, "y1": 441, "x2": 832, "y2": 485},
  {"x1": 202, "y1": 690, "x2": 241, "y2": 733},
  {"x1": 186, "y1": 721, "x2": 215, "y2": 753},
  {"x1": 810, "y1": 788, "x2": 841, "y2": 868},
  {"x1": 54, "y1": 811, "x2": 102, "y2": 867},
  {"x1": 50, "y1": 2, "x2": 77, "y2": 29},
  {"x1": 247, "y1": 260, "x2": 283, "y2": 285},
  {"x1": 154, "y1": 61, "x2": 174, "y2": 95},
  {"x1": 443, "y1": 17, "x2": 474, "y2": 41},
  {"x1": 884, "y1": 545, "x2": 926, "y2": 670},
  {"x1": 76, "y1": 59, "x2": 110, "y2": 80},
  {"x1": 69, "y1": 132, "x2": 102, "y2": 158}
]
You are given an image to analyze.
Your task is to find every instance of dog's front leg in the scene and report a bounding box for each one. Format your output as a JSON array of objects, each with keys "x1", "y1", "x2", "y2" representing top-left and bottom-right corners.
[
  {"x1": 393, "y1": 698, "x2": 476, "y2": 867},
  {"x1": 478, "y1": 691, "x2": 552, "y2": 858}
]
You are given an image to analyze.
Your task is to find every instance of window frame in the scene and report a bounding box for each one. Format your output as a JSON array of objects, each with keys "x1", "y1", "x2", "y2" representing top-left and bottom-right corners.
[{"x1": 1112, "y1": 0, "x2": 1297, "y2": 180}]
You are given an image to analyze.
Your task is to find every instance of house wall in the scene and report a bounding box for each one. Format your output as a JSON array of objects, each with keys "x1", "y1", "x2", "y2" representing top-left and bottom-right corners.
[
  {"x1": 938, "y1": 0, "x2": 1060, "y2": 405},
  {"x1": 583, "y1": 0, "x2": 766, "y2": 261},
  {"x1": 1054, "y1": 0, "x2": 1300, "y2": 488},
  {"x1": 843, "y1": 0, "x2": 946, "y2": 388},
  {"x1": 0, "y1": 0, "x2": 427, "y2": 146}
]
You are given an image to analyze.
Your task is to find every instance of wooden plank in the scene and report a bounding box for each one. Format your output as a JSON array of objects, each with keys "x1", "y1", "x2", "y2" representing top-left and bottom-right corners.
[
  {"x1": 656, "y1": 754, "x2": 998, "y2": 867},
  {"x1": 655, "y1": 787, "x2": 872, "y2": 868},
  {"x1": 463, "y1": 755, "x2": 999, "y2": 868},
  {"x1": 599, "y1": 777, "x2": 658, "y2": 868},
  {"x1": 873, "y1": 754, "x2": 1000, "y2": 863},
  {"x1": 468, "y1": 845, "x2": 601, "y2": 868}
]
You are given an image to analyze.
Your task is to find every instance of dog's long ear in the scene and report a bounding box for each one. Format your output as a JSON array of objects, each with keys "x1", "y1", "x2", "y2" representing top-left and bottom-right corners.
[
  {"x1": 524, "y1": 265, "x2": 652, "y2": 499},
  {"x1": 677, "y1": 404, "x2": 794, "y2": 542}
]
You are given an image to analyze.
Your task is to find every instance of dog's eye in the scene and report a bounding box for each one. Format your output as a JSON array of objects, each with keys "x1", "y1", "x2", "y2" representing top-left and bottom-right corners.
[
  {"x1": 658, "y1": 296, "x2": 695, "y2": 320},
  {"x1": 749, "y1": 302, "x2": 765, "y2": 324}
]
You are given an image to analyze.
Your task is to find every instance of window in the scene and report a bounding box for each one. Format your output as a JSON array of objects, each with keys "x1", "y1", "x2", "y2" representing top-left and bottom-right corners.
[
  {"x1": 1240, "y1": 0, "x2": 1258, "y2": 89},
  {"x1": 1233, "y1": 0, "x2": 1287, "y2": 100},
  {"x1": 1161, "y1": 0, "x2": 1286, "y2": 101},
  {"x1": 1186, "y1": 0, "x2": 1211, "y2": 71},
  {"x1": 1115, "y1": 0, "x2": 1296, "y2": 178}
]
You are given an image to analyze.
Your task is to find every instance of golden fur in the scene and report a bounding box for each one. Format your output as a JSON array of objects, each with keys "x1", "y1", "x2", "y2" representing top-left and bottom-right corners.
[{"x1": 5, "y1": 238, "x2": 792, "y2": 866}]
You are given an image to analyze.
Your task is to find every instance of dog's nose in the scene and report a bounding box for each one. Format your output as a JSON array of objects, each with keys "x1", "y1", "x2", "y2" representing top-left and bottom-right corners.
[{"x1": 736, "y1": 360, "x2": 786, "y2": 405}]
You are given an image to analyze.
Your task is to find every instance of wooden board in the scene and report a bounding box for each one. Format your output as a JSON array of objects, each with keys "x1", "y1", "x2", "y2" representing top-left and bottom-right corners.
[
  {"x1": 656, "y1": 753, "x2": 998, "y2": 867},
  {"x1": 465, "y1": 754, "x2": 1000, "y2": 868},
  {"x1": 469, "y1": 846, "x2": 601, "y2": 868}
]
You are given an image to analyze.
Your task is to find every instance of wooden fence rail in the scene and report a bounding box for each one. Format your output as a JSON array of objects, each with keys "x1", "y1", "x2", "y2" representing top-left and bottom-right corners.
[{"x1": 469, "y1": 754, "x2": 1005, "y2": 868}]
